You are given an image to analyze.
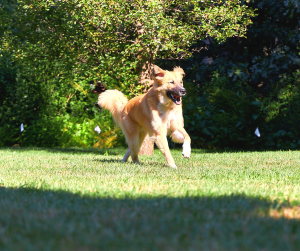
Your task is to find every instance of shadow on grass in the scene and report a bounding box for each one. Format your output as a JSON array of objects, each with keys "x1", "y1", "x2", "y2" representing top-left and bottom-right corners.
[
  {"x1": 2, "y1": 146, "x2": 295, "y2": 158},
  {"x1": 92, "y1": 159, "x2": 168, "y2": 167},
  {"x1": 92, "y1": 158, "x2": 124, "y2": 164},
  {"x1": 1, "y1": 186, "x2": 300, "y2": 251},
  {"x1": 0, "y1": 146, "x2": 125, "y2": 156}
]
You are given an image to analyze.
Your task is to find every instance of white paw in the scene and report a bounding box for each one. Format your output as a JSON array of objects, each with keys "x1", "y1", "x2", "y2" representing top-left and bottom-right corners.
[
  {"x1": 182, "y1": 140, "x2": 191, "y2": 158},
  {"x1": 169, "y1": 163, "x2": 178, "y2": 169}
]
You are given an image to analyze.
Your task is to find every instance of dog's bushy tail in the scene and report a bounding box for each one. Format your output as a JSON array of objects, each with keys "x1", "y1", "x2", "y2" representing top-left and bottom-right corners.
[{"x1": 97, "y1": 90, "x2": 128, "y2": 127}]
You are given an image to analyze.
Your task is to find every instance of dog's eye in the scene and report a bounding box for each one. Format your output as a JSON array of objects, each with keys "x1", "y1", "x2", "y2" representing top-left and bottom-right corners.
[{"x1": 170, "y1": 81, "x2": 174, "y2": 84}]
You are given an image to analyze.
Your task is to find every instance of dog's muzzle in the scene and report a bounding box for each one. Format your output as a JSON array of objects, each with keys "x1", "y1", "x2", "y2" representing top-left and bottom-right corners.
[{"x1": 167, "y1": 88, "x2": 186, "y2": 105}]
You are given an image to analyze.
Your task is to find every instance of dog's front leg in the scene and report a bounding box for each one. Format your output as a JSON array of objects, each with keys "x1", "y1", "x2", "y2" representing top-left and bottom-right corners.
[
  {"x1": 170, "y1": 128, "x2": 191, "y2": 159},
  {"x1": 154, "y1": 129, "x2": 177, "y2": 169}
]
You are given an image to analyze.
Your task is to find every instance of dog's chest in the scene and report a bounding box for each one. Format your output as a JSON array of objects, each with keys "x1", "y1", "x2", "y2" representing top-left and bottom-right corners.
[{"x1": 158, "y1": 104, "x2": 177, "y2": 124}]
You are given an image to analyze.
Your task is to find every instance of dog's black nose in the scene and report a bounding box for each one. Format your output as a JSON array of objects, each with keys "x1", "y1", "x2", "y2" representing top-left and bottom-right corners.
[{"x1": 180, "y1": 88, "x2": 186, "y2": 95}]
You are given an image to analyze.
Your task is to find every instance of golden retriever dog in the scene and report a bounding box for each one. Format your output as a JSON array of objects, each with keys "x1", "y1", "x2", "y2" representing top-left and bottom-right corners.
[{"x1": 97, "y1": 65, "x2": 191, "y2": 168}]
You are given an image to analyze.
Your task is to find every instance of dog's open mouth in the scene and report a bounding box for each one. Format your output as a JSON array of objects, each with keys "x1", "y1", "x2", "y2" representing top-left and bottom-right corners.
[{"x1": 167, "y1": 92, "x2": 182, "y2": 105}]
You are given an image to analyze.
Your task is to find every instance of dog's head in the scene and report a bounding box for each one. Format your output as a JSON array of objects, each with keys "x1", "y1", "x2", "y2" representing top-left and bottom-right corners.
[{"x1": 152, "y1": 65, "x2": 186, "y2": 105}]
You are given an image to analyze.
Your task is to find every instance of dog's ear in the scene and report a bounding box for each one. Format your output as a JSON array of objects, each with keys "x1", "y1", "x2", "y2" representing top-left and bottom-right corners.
[
  {"x1": 152, "y1": 65, "x2": 165, "y2": 79},
  {"x1": 174, "y1": 67, "x2": 185, "y2": 78}
]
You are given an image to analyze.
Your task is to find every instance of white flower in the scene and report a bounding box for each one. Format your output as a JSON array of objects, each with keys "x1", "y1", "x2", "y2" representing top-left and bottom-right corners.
[
  {"x1": 255, "y1": 128, "x2": 260, "y2": 137},
  {"x1": 94, "y1": 125, "x2": 101, "y2": 134}
]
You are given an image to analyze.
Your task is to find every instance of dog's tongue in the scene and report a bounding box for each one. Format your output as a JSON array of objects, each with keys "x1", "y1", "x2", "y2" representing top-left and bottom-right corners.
[{"x1": 174, "y1": 95, "x2": 181, "y2": 105}]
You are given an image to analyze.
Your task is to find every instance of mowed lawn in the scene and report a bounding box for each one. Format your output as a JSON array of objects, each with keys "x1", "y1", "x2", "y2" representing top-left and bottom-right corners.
[{"x1": 1, "y1": 147, "x2": 300, "y2": 251}]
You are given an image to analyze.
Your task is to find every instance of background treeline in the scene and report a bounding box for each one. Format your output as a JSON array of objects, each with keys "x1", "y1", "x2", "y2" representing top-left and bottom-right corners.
[
  {"x1": 181, "y1": 0, "x2": 300, "y2": 150},
  {"x1": 0, "y1": 0, "x2": 299, "y2": 150}
]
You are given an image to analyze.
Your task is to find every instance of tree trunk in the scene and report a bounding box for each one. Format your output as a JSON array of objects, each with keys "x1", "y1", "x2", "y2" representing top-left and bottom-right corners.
[
  {"x1": 136, "y1": 60, "x2": 154, "y2": 156},
  {"x1": 139, "y1": 134, "x2": 154, "y2": 155},
  {"x1": 137, "y1": 61, "x2": 154, "y2": 155},
  {"x1": 134, "y1": 22, "x2": 154, "y2": 155}
]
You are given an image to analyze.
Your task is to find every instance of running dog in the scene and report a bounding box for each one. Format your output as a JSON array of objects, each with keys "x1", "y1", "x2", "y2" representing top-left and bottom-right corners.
[{"x1": 97, "y1": 65, "x2": 191, "y2": 168}]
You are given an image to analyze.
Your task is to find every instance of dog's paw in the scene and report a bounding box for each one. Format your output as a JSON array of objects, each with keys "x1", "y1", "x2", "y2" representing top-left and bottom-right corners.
[
  {"x1": 182, "y1": 151, "x2": 190, "y2": 158},
  {"x1": 182, "y1": 140, "x2": 191, "y2": 158},
  {"x1": 168, "y1": 163, "x2": 178, "y2": 169}
]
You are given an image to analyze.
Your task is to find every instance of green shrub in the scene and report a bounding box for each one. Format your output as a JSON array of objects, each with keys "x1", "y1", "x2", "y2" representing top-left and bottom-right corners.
[
  {"x1": 0, "y1": 50, "x2": 120, "y2": 147},
  {"x1": 0, "y1": 0, "x2": 254, "y2": 148},
  {"x1": 183, "y1": 66, "x2": 300, "y2": 150}
]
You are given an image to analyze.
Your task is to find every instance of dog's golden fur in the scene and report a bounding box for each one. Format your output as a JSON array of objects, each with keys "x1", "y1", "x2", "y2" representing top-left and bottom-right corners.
[{"x1": 98, "y1": 65, "x2": 191, "y2": 168}]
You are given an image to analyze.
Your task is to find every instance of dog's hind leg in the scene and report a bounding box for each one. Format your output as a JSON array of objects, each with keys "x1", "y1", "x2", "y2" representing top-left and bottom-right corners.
[
  {"x1": 122, "y1": 120, "x2": 140, "y2": 164},
  {"x1": 128, "y1": 133, "x2": 140, "y2": 163},
  {"x1": 122, "y1": 130, "x2": 147, "y2": 163},
  {"x1": 122, "y1": 149, "x2": 131, "y2": 162},
  {"x1": 139, "y1": 129, "x2": 148, "y2": 149}
]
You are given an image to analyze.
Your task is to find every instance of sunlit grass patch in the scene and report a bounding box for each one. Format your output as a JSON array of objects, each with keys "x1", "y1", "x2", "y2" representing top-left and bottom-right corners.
[{"x1": 269, "y1": 206, "x2": 300, "y2": 219}]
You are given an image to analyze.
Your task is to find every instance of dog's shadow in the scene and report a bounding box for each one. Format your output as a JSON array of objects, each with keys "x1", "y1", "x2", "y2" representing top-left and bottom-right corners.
[
  {"x1": 92, "y1": 158, "x2": 122, "y2": 164},
  {"x1": 92, "y1": 157, "x2": 168, "y2": 168}
]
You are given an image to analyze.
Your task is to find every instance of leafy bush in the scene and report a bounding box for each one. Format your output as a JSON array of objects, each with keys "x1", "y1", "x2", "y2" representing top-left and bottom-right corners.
[
  {"x1": 0, "y1": 50, "x2": 119, "y2": 147},
  {"x1": 0, "y1": 0, "x2": 254, "y2": 148}
]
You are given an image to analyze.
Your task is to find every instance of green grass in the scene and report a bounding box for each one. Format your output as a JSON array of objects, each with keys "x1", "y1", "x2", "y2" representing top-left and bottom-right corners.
[{"x1": 1, "y1": 147, "x2": 300, "y2": 251}]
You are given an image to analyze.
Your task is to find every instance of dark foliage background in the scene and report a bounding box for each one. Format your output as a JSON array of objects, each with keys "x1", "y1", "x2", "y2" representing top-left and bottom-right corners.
[
  {"x1": 0, "y1": 0, "x2": 299, "y2": 150},
  {"x1": 176, "y1": 0, "x2": 300, "y2": 150}
]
